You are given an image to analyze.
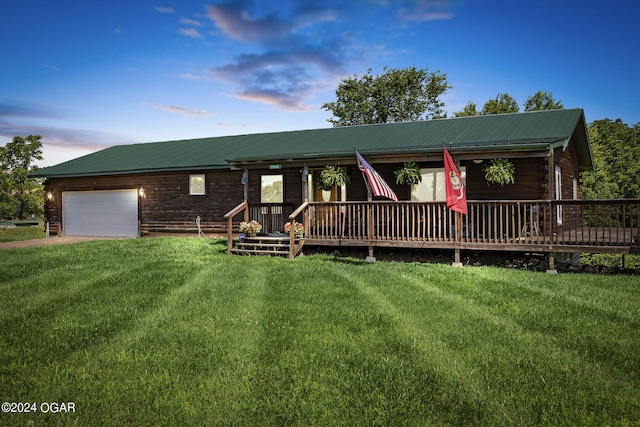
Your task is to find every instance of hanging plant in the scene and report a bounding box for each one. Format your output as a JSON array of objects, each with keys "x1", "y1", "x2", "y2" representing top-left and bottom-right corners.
[
  {"x1": 394, "y1": 162, "x2": 422, "y2": 185},
  {"x1": 483, "y1": 158, "x2": 515, "y2": 185},
  {"x1": 319, "y1": 165, "x2": 349, "y2": 190}
]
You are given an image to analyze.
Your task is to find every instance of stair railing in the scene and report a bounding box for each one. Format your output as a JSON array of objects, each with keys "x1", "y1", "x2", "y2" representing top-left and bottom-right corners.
[
  {"x1": 223, "y1": 201, "x2": 249, "y2": 254},
  {"x1": 287, "y1": 201, "x2": 309, "y2": 259}
]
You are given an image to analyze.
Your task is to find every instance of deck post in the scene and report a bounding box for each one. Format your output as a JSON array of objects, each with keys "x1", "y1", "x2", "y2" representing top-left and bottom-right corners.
[
  {"x1": 366, "y1": 245, "x2": 376, "y2": 263},
  {"x1": 365, "y1": 191, "x2": 376, "y2": 263},
  {"x1": 546, "y1": 253, "x2": 558, "y2": 274},
  {"x1": 452, "y1": 248, "x2": 463, "y2": 268}
]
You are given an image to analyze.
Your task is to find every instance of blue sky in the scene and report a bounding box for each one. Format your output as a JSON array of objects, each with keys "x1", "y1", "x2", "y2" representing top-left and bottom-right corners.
[{"x1": 1, "y1": 0, "x2": 638, "y2": 167}]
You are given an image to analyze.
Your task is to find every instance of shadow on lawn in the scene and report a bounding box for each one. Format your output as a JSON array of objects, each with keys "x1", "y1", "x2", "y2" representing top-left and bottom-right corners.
[{"x1": 303, "y1": 246, "x2": 640, "y2": 275}]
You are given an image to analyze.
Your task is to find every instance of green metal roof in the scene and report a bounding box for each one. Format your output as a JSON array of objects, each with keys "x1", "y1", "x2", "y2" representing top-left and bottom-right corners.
[{"x1": 31, "y1": 108, "x2": 592, "y2": 178}]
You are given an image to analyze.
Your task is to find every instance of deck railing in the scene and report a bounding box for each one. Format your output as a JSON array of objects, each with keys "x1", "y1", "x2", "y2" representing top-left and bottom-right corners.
[
  {"x1": 248, "y1": 203, "x2": 294, "y2": 234},
  {"x1": 227, "y1": 199, "x2": 640, "y2": 255},
  {"x1": 293, "y1": 199, "x2": 640, "y2": 253}
]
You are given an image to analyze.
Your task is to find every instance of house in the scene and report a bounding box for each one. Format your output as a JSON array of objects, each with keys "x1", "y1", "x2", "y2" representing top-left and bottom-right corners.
[
  {"x1": 33, "y1": 108, "x2": 590, "y2": 235},
  {"x1": 31, "y1": 108, "x2": 640, "y2": 264}
]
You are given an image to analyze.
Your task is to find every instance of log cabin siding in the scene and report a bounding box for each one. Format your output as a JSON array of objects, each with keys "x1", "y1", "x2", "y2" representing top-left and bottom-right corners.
[
  {"x1": 557, "y1": 140, "x2": 581, "y2": 201},
  {"x1": 346, "y1": 163, "x2": 404, "y2": 201},
  {"x1": 42, "y1": 137, "x2": 588, "y2": 237},
  {"x1": 43, "y1": 170, "x2": 246, "y2": 235},
  {"x1": 555, "y1": 139, "x2": 583, "y2": 231},
  {"x1": 346, "y1": 158, "x2": 551, "y2": 202},
  {"x1": 465, "y1": 158, "x2": 548, "y2": 201},
  {"x1": 246, "y1": 168, "x2": 304, "y2": 206},
  {"x1": 141, "y1": 170, "x2": 245, "y2": 223}
]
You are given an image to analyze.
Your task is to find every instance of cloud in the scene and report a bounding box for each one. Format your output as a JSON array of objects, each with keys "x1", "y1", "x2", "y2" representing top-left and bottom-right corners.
[
  {"x1": 205, "y1": 3, "x2": 295, "y2": 45},
  {"x1": 178, "y1": 28, "x2": 204, "y2": 39},
  {"x1": 205, "y1": 2, "x2": 338, "y2": 45},
  {"x1": 198, "y1": 0, "x2": 454, "y2": 111},
  {"x1": 178, "y1": 72, "x2": 210, "y2": 81},
  {"x1": 200, "y1": 1, "x2": 350, "y2": 110},
  {"x1": 398, "y1": 0, "x2": 455, "y2": 22},
  {"x1": 154, "y1": 6, "x2": 174, "y2": 13},
  {"x1": 0, "y1": 99, "x2": 132, "y2": 165},
  {"x1": 209, "y1": 43, "x2": 346, "y2": 110},
  {"x1": 0, "y1": 120, "x2": 127, "y2": 166},
  {"x1": 180, "y1": 17, "x2": 203, "y2": 26},
  {"x1": 0, "y1": 99, "x2": 64, "y2": 120},
  {"x1": 145, "y1": 102, "x2": 216, "y2": 117}
]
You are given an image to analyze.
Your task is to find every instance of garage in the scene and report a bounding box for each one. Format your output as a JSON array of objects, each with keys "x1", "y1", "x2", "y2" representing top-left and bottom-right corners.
[{"x1": 62, "y1": 190, "x2": 139, "y2": 237}]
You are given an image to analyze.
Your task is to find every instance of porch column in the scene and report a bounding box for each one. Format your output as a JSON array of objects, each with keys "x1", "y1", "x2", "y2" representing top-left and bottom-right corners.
[
  {"x1": 242, "y1": 168, "x2": 249, "y2": 201},
  {"x1": 547, "y1": 148, "x2": 555, "y2": 199},
  {"x1": 302, "y1": 165, "x2": 309, "y2": 201}
]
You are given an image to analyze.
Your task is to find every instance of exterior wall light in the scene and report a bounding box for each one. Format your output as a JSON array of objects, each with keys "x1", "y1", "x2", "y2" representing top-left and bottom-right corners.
[
  {"x1": 139, "y1": 186, "x2": 146, "y2": 199},
  {"x1": 47, "y1": 191, "x2": 54, "y2": 201}
]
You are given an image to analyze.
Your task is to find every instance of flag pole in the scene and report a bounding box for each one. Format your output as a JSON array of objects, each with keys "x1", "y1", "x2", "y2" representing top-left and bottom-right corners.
[
  {"x1": 443, "y1": 140, "x2": 464, "y2": 266},
  {"x1": 354, "y1": 146, "x2": 373, "y2": 202},
  {"x1": 355, "y1": 146, "x2": 375, "y2": 262}
]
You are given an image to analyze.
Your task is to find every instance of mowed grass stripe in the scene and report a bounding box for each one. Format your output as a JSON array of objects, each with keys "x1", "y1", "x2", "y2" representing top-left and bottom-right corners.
[
  {"x1": 336, "y1": 261, "x2": 640, "y2": 425},
  {"x1": 67, "y1": 256, "x2": 271, "y2": 425}
]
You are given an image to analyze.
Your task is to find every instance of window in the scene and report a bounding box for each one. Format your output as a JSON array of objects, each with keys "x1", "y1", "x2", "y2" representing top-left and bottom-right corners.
[
  {"x1": 189, "y1": 174, "x2": 206, "y2": 195},
  {"x1": 411, "y1": 167, "x2": 466, "y2": 202},
  {"x1": 261, "y1": 174, "x2": 283, "y2": 203}
]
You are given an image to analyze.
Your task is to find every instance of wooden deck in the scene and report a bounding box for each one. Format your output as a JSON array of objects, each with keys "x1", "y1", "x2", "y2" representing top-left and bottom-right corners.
[{"x1": 225, "y1": 199, "x2": 640, "y2": 258}]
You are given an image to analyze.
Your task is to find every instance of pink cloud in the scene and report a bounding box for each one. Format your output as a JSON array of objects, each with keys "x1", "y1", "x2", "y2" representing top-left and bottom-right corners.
[{"x1": 147, "y1": 103, "x2": 216, "y2": 117}]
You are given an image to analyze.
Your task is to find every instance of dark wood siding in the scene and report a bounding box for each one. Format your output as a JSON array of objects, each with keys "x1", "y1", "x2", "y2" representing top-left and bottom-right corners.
[
  {"x1": 465, "y1": 158, "x2": 548, "y2": 201},
  {"x1": 556, "y1": 138, "x2": 583, "y2": 231},
  {"x1": 42, "y1": 143, "x2": 584, "y2": 236},
  {"x1": 246, "y1": 168, "x2": 304, "y2": 206},
  {"x1": 44, "y1": 170, "x2": 245, "y2": 235}
]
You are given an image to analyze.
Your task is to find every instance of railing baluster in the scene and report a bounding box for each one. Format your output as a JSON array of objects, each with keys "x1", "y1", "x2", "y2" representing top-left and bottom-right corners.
[{"x1": 290, "y1": 199, "x2": 636, "y2": 250}]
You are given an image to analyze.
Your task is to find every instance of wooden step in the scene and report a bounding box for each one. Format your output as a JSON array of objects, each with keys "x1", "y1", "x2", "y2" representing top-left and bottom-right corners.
[
  {"x1": 232, "y1": 248, "x2": 290, "y2": 256},
  {"x1": 231, "y1": 235, "x2": 304, "y2": 257},
  {"x1": 236, "y1": 242, "x2": 289, "y2": 248}
]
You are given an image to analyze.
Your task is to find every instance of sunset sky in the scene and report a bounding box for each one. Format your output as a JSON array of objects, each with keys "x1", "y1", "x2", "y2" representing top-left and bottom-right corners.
[{"x1": 1, "y1": 0, "x2": 638, "y2": 167}]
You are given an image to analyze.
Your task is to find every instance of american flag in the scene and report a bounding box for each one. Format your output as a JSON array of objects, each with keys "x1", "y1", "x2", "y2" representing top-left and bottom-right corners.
[{"x1": 355, "y1": 151, "x2": 398, "y2": 202}]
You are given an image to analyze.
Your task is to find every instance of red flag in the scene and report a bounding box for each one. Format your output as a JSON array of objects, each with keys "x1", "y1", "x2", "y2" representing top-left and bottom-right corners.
[
  {"x1": 443, "y1": 146, "x2": 467, "y2": 214},
  {"x1": 356, "y1": 151, "x2": 398, "y2": 201}
]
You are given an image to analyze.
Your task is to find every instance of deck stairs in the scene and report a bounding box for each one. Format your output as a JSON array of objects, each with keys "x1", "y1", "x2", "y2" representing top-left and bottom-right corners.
[{"x1": 231, "y1": 234, "x2": 303, "y2": 257}]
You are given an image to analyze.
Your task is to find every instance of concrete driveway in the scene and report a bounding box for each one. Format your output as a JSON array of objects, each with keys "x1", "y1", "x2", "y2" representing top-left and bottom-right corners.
[{"x1": 0, "y1": 236, "x2": 114, "y2": 249}]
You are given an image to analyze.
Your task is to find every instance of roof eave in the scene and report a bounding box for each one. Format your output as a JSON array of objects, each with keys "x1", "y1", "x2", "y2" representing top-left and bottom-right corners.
[
  {"x1": 29, "y1": 164, "x2": 231, "y2": 179},
  {"x1": 226, "y1": 139, "x2": 566, "y2": 165}
]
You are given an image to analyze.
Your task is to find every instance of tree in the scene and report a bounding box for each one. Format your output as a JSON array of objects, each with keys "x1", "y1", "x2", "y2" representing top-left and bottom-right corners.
[
  {"x1": 524, "y1": 91, "x2": 564, "y2": 111},
  {"x1": 581, "y1": 119, "x2": 640, "y2": 199},
  {"x1": 481, "y1": 93, "x2": 519, "y2": 115},
  {"x1": 453, "y1": 101, "x2": 479, "y2": 117},
  {"x1": 321, "y1": 66, "x2": 451, "y2": 126},
  {"x1": 0, "y1": 135, "x2": 44, "y2": 220}
]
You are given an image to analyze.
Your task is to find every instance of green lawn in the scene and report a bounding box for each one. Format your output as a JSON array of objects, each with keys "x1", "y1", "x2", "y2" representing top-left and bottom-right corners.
[
  {"x1": 0, "y1": 225, "x2": 45, "y2": 242},
  {"x1": 1, "y1": 238, "x2": 638, "y2": 426}
]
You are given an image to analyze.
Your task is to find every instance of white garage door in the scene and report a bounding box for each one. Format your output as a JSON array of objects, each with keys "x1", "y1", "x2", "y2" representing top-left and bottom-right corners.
[{"x1": 62, "y1": 190, "x2": 139, "y2": 237}]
